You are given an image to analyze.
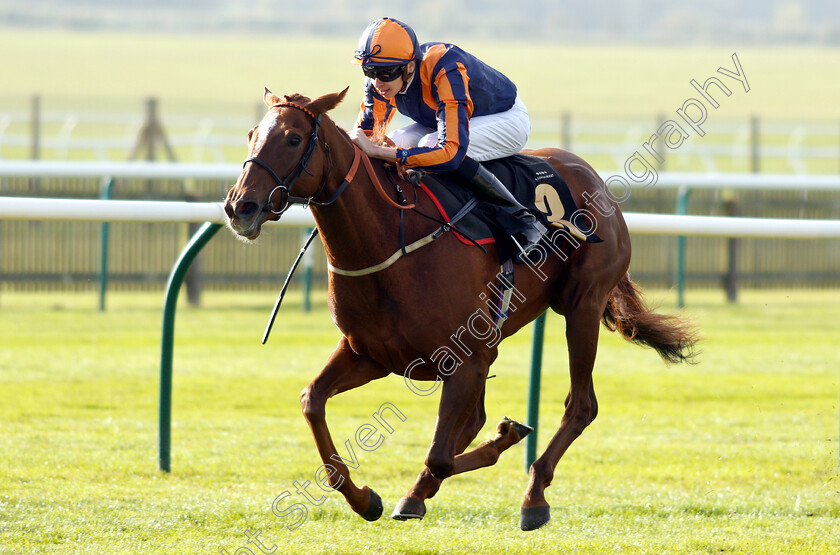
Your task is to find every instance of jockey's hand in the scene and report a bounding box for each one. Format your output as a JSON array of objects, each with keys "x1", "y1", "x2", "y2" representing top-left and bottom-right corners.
[
  {"x1": 348, "y1": 127, "x2": 371, "y2": 151},
  {"x1": 349, "y1": 127, "x2": 397, "y2": 162}
]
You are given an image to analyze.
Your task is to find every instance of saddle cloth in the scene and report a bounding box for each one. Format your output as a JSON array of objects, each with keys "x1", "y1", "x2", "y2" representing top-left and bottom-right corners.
[{"x1": 418, "y1": 154, "x2": 602, "y2": 261}]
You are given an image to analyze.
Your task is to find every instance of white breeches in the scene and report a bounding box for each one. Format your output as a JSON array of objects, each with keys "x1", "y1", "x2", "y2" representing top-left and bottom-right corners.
[{"x1": 389, "y1": 95, "x2": 530, "y2": 162}]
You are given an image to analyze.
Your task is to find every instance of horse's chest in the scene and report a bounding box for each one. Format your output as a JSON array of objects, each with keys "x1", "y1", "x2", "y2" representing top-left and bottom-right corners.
[{"x1": 331, "y1": 284, "x2": 407, "y2": 339}]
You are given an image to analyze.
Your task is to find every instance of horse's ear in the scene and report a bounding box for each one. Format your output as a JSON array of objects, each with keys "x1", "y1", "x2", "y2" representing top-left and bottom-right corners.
[
  {"x1": 263, "y1": 88, "x2": 281, "y2": 107},
  {"x1": 308, "y1": 86, "x2": 350, "y2": 115}
]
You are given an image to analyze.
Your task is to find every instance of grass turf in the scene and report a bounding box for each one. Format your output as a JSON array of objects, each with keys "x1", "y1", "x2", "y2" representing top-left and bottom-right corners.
[{"x1": 0, "y1": 288, "x2": 838, "y2": 553}]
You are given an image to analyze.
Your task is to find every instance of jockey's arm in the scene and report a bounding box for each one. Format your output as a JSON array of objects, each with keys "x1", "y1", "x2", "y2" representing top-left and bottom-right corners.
[{"x1": 349, "y1": 128, "x2": 398, "y2": 162}]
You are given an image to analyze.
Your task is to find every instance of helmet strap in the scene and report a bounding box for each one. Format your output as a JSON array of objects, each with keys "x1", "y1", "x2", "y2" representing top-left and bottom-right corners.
[{"x1": 399, "y1": 61, "x2": 416, "y2": 94}]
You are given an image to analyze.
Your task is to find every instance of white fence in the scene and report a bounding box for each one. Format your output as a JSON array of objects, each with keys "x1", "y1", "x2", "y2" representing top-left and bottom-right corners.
[
  {"x1": 2, "y1": 197, "x2": 840, "y2": 240},
  {"x1": 2, "y1": 161, "x2": 840, "y2": 238},
  {"x1": 3, "y1": 104, "x2": 839, "y2": 171},
  {"x1": 2, "y1": 159, "x2": 840, "y2": 189},
  {"x1": 2, "y1": 162, "x2": 839, "y2": 472}
]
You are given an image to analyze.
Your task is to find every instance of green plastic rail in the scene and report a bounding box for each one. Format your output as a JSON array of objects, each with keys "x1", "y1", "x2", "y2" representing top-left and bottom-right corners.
[
  {"x1": 525, "y1": 311, "x2": 547, "y2": 471},
  {"x1": 98, "y1": 177, "x2": 115, "y2": 311},
  {"x1": 159, "y1": 221, "x2": 222, "y2": 472},
  {"x1": 155, "y1": 222, "x2": 551, "y2": 474}
]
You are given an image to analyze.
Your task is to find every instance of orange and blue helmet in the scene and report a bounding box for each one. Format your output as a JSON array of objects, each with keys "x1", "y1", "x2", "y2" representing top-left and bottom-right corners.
[{"x1": 352, "y1": 17, "x2": 420, "y2": 67}]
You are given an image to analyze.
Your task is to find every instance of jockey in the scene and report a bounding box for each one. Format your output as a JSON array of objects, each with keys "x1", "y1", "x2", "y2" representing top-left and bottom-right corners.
[{"x1": 349, "y1": 17, "x2": 546, "y2": 257}]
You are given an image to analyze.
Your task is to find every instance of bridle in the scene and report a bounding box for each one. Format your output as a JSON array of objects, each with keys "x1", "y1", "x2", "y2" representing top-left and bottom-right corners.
[
  {"x1": 241, "y1": 100, "x2": 414, "y2": 216},
  {"x1": 243, "y1": 101, "x2": 350, "y2": 215}
]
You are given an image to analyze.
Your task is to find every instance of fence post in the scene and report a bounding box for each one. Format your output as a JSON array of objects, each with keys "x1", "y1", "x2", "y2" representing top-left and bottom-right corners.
[
  {"x1": 130, "y1": 97, "x2": 178, "y2": 163},
  {"x1": 159, "y1": 221, "x2": 222, "y2": 473},
  {"x1": 98, "y1": 178, "x2": 115, "y2": 311},
  {"x1": 302, "y1": 227, "x2": 314, "y2": 312},
  {"x1": 674, "y1": 186, "x2": 690, "y2": 308},
  {"x1": 129, "y1": 99, "x2": 206, "y2": 306},
  {"x1": 561, "y1": 111, "x2": 572, "y2": 151},
  {"x1": 525, "y1": 311, "x2": 547, "y2": 472},
  {"x1": 750, "y1": 115, "x2": 761, "y2": 174},
  {"x1": 656, "y1": 113, "x2": 667, "y2": 167},
  {"x1": 723, "y1": 198, "x2": 741, "y2": 302},
  {"x1": 30, "y1": 95, "x2": 41, "y2": 193},
  {"x1": 720, "y1": 115, "x2": 760, "y2": 303},
  {"x1": 30, "y1": 94, "x2": 41, "y2": 160}
]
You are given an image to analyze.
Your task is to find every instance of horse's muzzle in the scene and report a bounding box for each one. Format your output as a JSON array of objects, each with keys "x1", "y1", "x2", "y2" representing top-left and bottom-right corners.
[{"x1": 224, "y1": 198, "x2": 266, "y2": 240}]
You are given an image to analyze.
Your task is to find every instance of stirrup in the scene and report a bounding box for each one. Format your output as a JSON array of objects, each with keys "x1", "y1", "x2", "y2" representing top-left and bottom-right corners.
[
  {"x1": 511, "y1": 221, "x2": 547, "y2": 263},
  {"x1": 511, "y1": 235, "x2": 540, "y2": 264}
]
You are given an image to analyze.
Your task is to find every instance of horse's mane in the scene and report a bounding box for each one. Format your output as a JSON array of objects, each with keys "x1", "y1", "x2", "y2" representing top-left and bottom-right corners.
[
  {"x1": 280, "y1": 90, "x2": 389, "y2": 147},
  {"x1": 284, "y1": 93, "x2": 312, "y2": 105}
]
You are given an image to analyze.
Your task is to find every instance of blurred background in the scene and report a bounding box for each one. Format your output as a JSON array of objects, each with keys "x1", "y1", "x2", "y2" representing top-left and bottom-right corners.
[{"x1": 1, "y1": 0, "x2": 839, "y2": 301}]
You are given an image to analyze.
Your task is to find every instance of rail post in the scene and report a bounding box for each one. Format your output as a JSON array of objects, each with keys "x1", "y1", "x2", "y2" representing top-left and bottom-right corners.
[
  {"x1": 159, "y1": 221, "x2": 222, "y2": 472},
  {"x1": 98, "y1": 177, "x2": 115, "y2": 311},
  {"x1": 30, "y1": 95, "x2": 41, "y2": 193},
  {"x1": 674, "y1": 186, "x2": 690, "y2": 308},
  {"x1": 723, "y1": 197, "x2": 741, "y2": 302},
  {"x1": 302, "y1": 227, "x2": 314, "y2": 312},
  {"x1": 561, "y1": 111, "x2": 572, "y2": 151},
  {"x1": 525, "y1": 311, "x2": 547, "y2": 471}
]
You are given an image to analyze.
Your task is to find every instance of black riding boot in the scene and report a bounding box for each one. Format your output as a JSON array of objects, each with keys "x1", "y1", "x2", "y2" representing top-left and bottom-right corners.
[{"x1": 457, "y1": 159, "x2": 547, "y2": 257}]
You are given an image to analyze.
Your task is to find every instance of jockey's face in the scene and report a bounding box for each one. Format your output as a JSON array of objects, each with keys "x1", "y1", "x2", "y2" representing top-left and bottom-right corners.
[{"x1": 372, "y1": 61, "x2": 415, "y2": 99}]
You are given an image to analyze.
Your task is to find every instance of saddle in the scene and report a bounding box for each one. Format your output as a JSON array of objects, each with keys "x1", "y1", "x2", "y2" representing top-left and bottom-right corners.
[{"x1": 415, "y1": 154, "x2": 602, "y2": 263}]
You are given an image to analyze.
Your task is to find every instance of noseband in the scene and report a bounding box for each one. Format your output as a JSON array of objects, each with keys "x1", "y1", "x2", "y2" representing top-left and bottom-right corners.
[{"x1": 243, "y1": 102, "x2": 345, "y2": 215}]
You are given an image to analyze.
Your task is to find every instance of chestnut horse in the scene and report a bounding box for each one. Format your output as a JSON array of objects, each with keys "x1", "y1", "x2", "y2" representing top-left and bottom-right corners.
[{"x1": 224, "y1": 87, "x2": 697, "y2": 531}]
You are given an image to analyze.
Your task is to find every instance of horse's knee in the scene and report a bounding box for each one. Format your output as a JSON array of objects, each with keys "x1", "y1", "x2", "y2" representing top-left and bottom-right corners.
[{"x1": 299, "y1": 384, "x2": 326, "y2": 422}]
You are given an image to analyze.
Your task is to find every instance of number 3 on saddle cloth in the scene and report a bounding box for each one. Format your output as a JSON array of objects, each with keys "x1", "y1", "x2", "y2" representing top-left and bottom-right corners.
[
  {"x1": 411, "y1": 154, "x2": 603, "y2": 331},
  {"x1": 417, "y1": 153, "x2": 603, "y2": 264}
]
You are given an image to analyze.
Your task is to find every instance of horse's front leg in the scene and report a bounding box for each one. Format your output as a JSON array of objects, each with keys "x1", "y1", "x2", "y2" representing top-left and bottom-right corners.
[
  {"x1": 300, "y1": 337, "x2": 390, "y2": 521},
  {"x1": 393, "y1": 388, "x2": 532, "y2": 520},
  {"x1": 392, "y1": 388, "x2": 487, "y2": 519}
]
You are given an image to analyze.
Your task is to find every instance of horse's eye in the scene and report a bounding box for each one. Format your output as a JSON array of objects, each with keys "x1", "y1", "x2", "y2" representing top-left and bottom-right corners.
[{"x1": 288, "y1": 135, "x2": 302, "y2": 147}]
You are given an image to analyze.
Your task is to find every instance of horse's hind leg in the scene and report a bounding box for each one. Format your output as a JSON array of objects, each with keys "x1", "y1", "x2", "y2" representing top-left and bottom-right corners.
[
  {"x1": 300, "y1": 337, "x2": 391, "y2": 521},
  {"x1": 520, "y1": 302, "x2": 602, "y2": 531}
]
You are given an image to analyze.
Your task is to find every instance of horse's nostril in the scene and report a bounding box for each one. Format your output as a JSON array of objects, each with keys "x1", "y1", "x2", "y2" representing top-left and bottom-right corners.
[{"x1": 235, "y1": 201, "x2": 259, "y2": 218}]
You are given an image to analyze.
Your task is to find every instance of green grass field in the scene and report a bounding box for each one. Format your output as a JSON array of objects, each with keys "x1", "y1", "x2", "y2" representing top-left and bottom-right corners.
[
  {"x1": 2, "y1": 28, "x2": 840, "y2": 553},
  {"x1": 0, "y1": 288, "x2": 838, "y2": 554}
]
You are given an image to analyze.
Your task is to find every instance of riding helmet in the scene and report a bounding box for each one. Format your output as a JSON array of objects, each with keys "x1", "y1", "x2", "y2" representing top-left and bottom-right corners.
[{"x1": 352, "y1": 17, "x2": 420, "y2": 66}]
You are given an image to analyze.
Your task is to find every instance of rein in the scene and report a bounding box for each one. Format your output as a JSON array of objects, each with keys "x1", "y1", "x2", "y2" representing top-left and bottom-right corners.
[
  {"x1": 243, "y1": 101, "x2": 413, "y2": 215},
  {"x1": 253, "y1": 101, "x2": 425, "y2": 341}
]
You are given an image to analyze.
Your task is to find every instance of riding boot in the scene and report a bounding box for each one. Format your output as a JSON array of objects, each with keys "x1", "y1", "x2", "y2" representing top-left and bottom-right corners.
[{"x1": 461, "y1": 163, "x2": 547, "y2": 257}]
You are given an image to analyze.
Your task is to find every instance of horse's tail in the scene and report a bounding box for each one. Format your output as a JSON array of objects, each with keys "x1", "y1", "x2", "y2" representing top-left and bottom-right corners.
[{"x1": 602, "y1": 273, "x2": 699, "y2": 364}]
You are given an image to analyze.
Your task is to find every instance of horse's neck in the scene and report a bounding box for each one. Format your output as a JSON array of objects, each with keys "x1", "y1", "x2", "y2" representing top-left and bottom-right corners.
[{"x1": 311, "y1": 141, "x2": 402, "y2": 272}]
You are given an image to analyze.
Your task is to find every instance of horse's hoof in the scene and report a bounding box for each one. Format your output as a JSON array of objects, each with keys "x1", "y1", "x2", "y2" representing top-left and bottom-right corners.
[
  {"x1": 512, "y1": 421, "x2": 534, "y2": 440},
  {"x1": 502, "y1": 416, "x2": 534, "y2": 441},
  {"x1": 519, "y1": 505, "x2": 550, "y2": 531},
  {"x1": 391, "y1": 496, "x2": 426, "y2": 520},
  {"x1": 360, "y1": 488, "x2": 383, "y2": 522}
]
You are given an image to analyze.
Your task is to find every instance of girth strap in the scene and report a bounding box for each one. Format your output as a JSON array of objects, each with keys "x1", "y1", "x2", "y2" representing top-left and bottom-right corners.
[{"x1": 327, "y1": 229, "x2": 439, "y2": 277}]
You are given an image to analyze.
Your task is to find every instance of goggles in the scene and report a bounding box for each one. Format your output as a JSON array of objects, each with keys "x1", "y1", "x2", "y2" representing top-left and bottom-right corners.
[{"x1": 362, "y1": 64, "x2": 406, "y2": 82}]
